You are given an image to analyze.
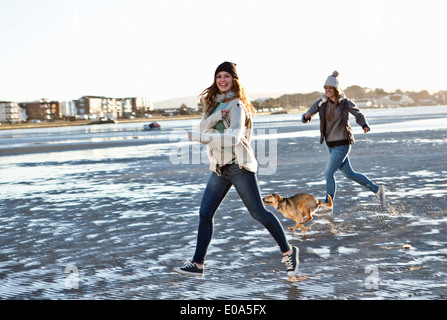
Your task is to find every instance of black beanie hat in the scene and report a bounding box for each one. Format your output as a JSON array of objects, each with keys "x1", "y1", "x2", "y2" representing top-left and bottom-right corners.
[{"x1": 214, "y1": 61, "x2": 238, "y2": 79}]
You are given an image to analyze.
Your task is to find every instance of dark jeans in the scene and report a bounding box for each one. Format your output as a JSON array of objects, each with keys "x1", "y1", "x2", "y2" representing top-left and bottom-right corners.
[{"x1": 192, "y1": 164, "x2": 291, "y2": 264}]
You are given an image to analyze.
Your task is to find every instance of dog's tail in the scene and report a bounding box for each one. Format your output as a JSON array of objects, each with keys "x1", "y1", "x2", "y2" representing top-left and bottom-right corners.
[{"x1": 318, "y1": 194, "x2": 333, "y2": 209}]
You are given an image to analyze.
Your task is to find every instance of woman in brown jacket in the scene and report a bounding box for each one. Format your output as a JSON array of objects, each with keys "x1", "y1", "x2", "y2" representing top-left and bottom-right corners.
[{"x1": 302, "y1": 71, "x2": 385, "y2": 208}]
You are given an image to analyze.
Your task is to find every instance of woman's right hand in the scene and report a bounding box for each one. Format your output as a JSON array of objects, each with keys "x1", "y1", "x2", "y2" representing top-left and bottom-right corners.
[{"x1": 304, "y1": 112, "x2": 311, "y2": 120}]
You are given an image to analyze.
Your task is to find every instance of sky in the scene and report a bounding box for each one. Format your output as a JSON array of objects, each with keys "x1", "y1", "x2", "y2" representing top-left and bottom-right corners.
[{"x1": 1, "y1": 0, "x2": 446, "y2": 103}]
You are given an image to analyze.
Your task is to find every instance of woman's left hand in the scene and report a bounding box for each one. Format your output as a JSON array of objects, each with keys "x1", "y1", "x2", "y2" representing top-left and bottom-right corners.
[
  {"x1": 363, "y1": 127, "x2": 370, "y2": 133},
  {"x1": 221, "y1": 109, "x2": 229, "y2": 119}
]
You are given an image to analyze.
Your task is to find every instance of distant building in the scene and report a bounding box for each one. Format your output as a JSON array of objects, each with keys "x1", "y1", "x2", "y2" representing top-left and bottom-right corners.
[
  {"x1": 0, "y1": 101, "x2": 26, "y2": 123},
  {"x1": 74, "y1": 96, "x2": 120, "y2": 120},
  {"x1": 119, "y1": 98, "x2": 134, "y2": 117},
  {"x1": 74, "y1": 96, "x2": 153, "y2": 119},
  {"x1": 374, "y1": 94, "x2": 415, "y2": 107},
  {"x1": 2, "y1": 95, "x2": 155, "y2": 122},
  {"x1": 352, "y1": 99, "x2": 377, "y2": 108},
  {"x1": 61, "y1": 100, "x2": 77, "y2": 117},
  {"x1": 119, "y1": 97, "x2": 153, "y2": 117},
  {"x1": 18, "y1": 99, "x2": 62, "y2": 121}
]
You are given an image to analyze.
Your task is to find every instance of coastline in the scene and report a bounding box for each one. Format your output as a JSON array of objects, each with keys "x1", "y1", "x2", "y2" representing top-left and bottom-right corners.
[
  {"x1": 0, "y1": 114, "x2": 202, "y2": 131},
  {"x1": 0, "y1": 110, "x2": 307, "y2": 131}
]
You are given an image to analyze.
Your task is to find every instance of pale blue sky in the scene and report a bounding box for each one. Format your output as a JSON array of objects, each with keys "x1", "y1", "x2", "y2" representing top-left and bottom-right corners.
[{"x1": 1, "y1": 0, "x2": 446, "y2": 102}]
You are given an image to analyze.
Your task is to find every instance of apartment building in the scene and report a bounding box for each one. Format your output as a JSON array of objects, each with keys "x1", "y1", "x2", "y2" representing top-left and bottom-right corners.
[
  {"x1": 1, "y1": 96, "x2": 154, "y2": 123},
  {"x1": 0, "y1": 101, "x2": 26, "y2": 123},
  {"x1": 119, "y1": 97, "x2": 153, "y2": 117},
  {"x1": 18, "y1": 100, "x2": 62, "y2": 121},
  {"x1": 74, "y1": 96, "x2": 121, "y2": 119},
  {"x1": 61, "y1": 100, "x2": 77, "y2": 117},
  {"x1": 74, "y1": 96, "x2": 153, "y2": 119}
]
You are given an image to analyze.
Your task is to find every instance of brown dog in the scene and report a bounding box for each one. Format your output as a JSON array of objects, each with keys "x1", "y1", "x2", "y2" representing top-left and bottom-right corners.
[{"x1": 262, "y1": 193, "x2": 333, "y2": 235}]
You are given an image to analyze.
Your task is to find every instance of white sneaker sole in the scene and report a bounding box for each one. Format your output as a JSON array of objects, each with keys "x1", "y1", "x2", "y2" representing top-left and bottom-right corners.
[{"x1": 173, "y1": 267, "x2": 204, "y2": 277}]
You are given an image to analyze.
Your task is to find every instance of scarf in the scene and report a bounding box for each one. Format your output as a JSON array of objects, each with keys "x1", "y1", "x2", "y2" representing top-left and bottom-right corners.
[
  {"x1": 214, "y1": 91, "x2": 236, "y2": 104},
  {"x1": 318, "y1": 93, "x2": 346, "y2": 122}
]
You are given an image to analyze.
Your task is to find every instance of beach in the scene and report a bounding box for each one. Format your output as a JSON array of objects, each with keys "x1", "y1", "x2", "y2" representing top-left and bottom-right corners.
[{"x1": 0, "y1": 105, "x2": 446, "y2": 300}]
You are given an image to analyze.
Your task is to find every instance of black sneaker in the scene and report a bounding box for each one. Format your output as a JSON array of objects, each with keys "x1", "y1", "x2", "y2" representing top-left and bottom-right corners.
[
  {"x1": 173, "y1": 261, "x2": 204, "y2": 277},
  {"x1": 282, "y1": 246, "x2": 299, "y2": 278}
]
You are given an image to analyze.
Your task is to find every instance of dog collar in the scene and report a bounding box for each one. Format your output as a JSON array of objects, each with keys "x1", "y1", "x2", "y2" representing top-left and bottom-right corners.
[{"x1": 277, "y1": 200, "x2": 285, "y2": 210}]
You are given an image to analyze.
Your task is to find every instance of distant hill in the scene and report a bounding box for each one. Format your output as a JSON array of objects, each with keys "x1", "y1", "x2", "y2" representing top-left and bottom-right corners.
[
  {"x1": 153, "y1": 93, "x2": 285, "y2": 110},
  {"x1": 153, "y1": 86, "x2": 447, "y2": 110}
]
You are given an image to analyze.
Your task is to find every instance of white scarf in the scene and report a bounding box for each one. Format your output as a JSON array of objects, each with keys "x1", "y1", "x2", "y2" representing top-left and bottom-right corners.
[
  {"x1": 214, "y1": 91, "x2": 236, "y2": 104},
  {"x1": 318, "y1": 92, "x2": 346, "y2": 108}
]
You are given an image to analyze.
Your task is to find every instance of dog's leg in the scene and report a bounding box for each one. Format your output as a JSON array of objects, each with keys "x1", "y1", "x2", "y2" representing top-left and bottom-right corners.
[
  {"x1": 300, "y1": 208, "x2": 313, "y2": 224},
  {"x1": 299, "y1": 224, "x2": 309, "y2": 235},
  {"x1": 300, "y1": 215, "x2": 313, "y2": 224},
  {"x1": 290, "y1": 220, "x2": 309, "y2": 236}
]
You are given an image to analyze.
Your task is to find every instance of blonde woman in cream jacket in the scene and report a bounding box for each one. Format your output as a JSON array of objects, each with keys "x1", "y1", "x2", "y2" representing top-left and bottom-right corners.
[{"x1": 174, "y1": 62, "x2": 299, "y2": 278}]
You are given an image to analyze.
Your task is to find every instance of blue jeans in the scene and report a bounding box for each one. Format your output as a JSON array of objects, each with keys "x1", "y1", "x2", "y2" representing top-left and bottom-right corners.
[
  {"x1": 324, "y1": 144, "x2": 379, "y2": 202},
  {"x1": 192, "y1": 164, "x2": 291, "y2": 264}
]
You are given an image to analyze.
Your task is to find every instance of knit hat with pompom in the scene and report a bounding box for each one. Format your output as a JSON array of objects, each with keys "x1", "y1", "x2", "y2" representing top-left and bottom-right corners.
[{"x1": 324, "y1": 71, "x2": 340, "y2": 88}]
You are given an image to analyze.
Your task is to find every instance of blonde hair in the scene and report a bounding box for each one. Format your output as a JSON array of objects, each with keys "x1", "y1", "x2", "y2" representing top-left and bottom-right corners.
[{"x1": 199, "y1": 77, "x2": 255, "y2": 116}]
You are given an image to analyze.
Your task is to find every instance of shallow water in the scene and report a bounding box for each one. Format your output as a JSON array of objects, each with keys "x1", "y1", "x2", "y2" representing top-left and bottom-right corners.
[{"x1": 0, "y1": 106, "x2": 447, "y2": 299}]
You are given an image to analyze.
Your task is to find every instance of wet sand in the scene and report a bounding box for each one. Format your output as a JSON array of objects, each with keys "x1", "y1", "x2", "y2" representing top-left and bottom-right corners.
[{"x1": 0, "y1": 109, "x2": 446, "y2": 300}]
